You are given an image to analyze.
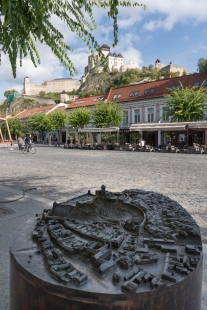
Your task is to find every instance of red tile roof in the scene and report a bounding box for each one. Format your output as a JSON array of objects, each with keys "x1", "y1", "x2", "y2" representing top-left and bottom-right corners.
[
  {"x1": 13, "y1": 104, "x2": 57, "y2": 120},
  {"x1": 107, "y1": 72, "x2": 207, "y2": 103},
  {"x1": 0, "y1": 114, "x2": 6, "y2": 119},
  {"x1": 66, "y1": 94, "x2": 107, "y2": 109}
]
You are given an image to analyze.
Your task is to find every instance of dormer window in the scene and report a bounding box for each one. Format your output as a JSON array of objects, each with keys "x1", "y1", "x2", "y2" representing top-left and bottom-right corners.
[
  {"x1": 170, "y1": 84, "x2": 182, "y2": 90},
  {"x1": 194, "y1": 81, "x2": 200, "y2": 87},
  {"x1": 113, "y1": 93, "x2": 122, "y2": 99},
  {"x1": 129, "y1": 91, "x2": 139, "y2": 97},
  {"x1": 144, "y1": 88, "x2": 155, "y2": 95},
  {"x1": 202, "y1": 80, "x2": 207, "y2": 87}
]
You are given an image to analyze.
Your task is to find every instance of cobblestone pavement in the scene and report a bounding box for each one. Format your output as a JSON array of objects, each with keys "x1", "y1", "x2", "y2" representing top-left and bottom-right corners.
[{"x1": 0, "y1": 145, "x2": 207, "y2": 309}]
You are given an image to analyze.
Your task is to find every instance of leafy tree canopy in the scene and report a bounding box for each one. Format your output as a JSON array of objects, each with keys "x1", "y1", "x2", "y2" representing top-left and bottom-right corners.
[
  {"x1": 197, "y1": 58, "x2": 207, "y2": 73},
  {"x1": 68, "y1": 107, "x2": 91, "y2": 128},
  {"x1": 92, "y1": 102, "x2": 123, "y2": 127},
  {"x1": 164, "y1": 83, "x2": 207, "y2": 122},
  {"x1": 0, "y1": 0, "x2": 145, "y2": 77},
  {"x1": 48, "y1": 110, "x2": 67, "y2": 130},
  {"x1": 28, "y1": 113, "x2": 51, "y2": 135},
  {"x1": 4, "y1": 89, "x2": 17, "y2": 98},
  {"x1": 1, "y1": 117, "x2": 24, "y2": 135}
]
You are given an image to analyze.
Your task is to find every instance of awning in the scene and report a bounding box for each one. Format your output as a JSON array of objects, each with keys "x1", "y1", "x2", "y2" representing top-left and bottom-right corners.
[
  {"x1": 130, "y1": 121, "x2": 207, "y2": 132},
  {"x1": 130, "y1": 124, "x2": 186, "y2": 132},
  {"x1": 78, "y1": 127, "x2": 119, "y2": 133}
]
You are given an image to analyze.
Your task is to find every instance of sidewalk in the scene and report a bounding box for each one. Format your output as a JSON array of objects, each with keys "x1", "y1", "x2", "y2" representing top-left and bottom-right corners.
[{"x1": 0, "y1": 185, "x2": 207, "y2": 310}]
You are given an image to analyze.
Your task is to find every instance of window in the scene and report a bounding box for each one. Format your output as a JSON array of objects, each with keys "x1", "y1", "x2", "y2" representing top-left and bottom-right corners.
[
  {"x1": 145, "y1": 88, "x2": 156, "y2": 95},
  {"x1": 117, "y1": 94, "x2": 122, "y2": 98},
  {"x1": 194, "y1": 81, "x2": 200, "y2": 87},
  {"x1": 147, "y1": 108, "x2": 154, "y2": 122},
  {"x1": 113, "y1": 94, "x2": 118, "y2": 99},
  {"x1": 129, "y1": 91, "x2": 139, "y2": 97},
  {"x1": 170, "y1": 84, "x2": 182, "y2": 90},
  {"x1": 93, "y1": 97, "x2": 105, "y2": 102},
  {"x1": 123, "y1": 111, "x2": 128, "y2": 124},
  {"x1": 134, "y1": 109, "x2": 140, "y2": 123},
  {"x1": 202, "y1": 80, "x2": 207, "y2": 87},
  {"x1": 76, "y1": 100, "x2": 85, "y2": 104},
  {"x1": 162, "y1": 107, "x2": 169, "y2": 121}
]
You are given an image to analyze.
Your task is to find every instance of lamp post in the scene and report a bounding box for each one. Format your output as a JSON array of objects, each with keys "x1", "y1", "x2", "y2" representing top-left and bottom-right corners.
[{"x1": 185, "y1": 124, "x2": 189, "y2": 149}]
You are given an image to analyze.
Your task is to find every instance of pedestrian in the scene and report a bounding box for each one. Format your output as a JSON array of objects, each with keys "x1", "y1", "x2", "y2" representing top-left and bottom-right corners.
[
  {"x1": 10, "y1": 140, "x2": 14, "y2": 150},
  {"x1": 17, "y1": 135, "x2": 24, "y2": 151},
  {"x1": 54, "y1": 136, "x2": 58, "y2": 147},
  {"x1": 141, "y1": 140, "x2": 146, "y2": 147}
]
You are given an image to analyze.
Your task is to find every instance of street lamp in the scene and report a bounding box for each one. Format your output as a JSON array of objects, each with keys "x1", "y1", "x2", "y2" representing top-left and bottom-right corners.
[{"x1": 185, "y1": 124, "x2": 189, "y2": 149}]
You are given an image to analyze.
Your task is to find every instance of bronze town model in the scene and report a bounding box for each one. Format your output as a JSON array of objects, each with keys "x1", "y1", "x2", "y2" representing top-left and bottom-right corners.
[{"x1": 10, "y1": 186, "x2": 203, "y2": 310}]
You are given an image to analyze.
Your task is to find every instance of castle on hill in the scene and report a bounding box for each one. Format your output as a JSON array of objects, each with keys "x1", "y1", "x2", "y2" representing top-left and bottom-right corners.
[
  {"x1": 82, "y1": 44, "x2": 139, "y2": 82},
  {"x1": 23, "y1": 77, "x2": 81, "y2": 96}
]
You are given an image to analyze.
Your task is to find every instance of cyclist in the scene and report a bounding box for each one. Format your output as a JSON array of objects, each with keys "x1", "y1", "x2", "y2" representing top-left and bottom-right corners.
[{"x1": 25, "y1": 135, "x2": 33, "y2": 151}]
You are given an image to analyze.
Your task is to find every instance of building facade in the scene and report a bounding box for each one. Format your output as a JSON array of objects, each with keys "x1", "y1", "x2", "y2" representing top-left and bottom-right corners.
[
  {"x1": 107, "y1": 72, "x2": 207, "y2": 147},
  {"x1": 23, "y1": 77, "x2": 81, "y2": 96},
  {"x1": 13, "y1": 103, "x2": 67, "y2": 143}
]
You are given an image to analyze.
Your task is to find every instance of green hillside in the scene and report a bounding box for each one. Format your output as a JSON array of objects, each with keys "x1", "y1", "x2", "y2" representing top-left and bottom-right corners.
[
  {"x1": 0, "y1": 97, "x2": 49, "y2": 116},
  {"x1": 77, "y1": 66, "x2": 172, "y2": 97}
]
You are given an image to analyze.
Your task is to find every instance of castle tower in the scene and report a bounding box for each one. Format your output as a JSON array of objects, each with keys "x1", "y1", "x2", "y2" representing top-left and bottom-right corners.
[
  {"x1": 23, "y1": 76, "x2": 30, "y2": 95},
  {"x1": 100, "y1": 44, "x2": 110, "y2": 58}
]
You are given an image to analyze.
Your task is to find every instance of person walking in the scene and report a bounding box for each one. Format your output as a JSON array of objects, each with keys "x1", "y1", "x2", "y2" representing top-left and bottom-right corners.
[
  {"x1": 10, "y1": 140, "x2": 14, "y2": 150},
  {"x1": 17, "y1": 136, "x2": 24, "y2": 151}
]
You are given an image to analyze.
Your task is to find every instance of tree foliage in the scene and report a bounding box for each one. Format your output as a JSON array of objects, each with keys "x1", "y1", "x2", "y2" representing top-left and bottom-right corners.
[
  {"x1": 48, "y1": 110, "x2": 67, "y2": 131},
  {"x1": 68, "y1": 107, "x2": 91, "y2": 128},
  {"x1": 1, "y1": 117, "x2": 24, "y2": 136},
  {"x1": 0, "y1": 0, "x2": 145, "y2": 77},
  {"x1": 164, "y1": 83, "x2": 207, "y2": 122},
  {"x1": 92, "y1": 102, "x2": 123, "y2": 127},
  {"x1": 28, "y1": 113, "x2": 51, "y2": 136},
  {"x1": 197, "y1": 58, "x2": 207, "y2": 73},
  {"x1": 4, "y1": 89, "x2": 17, "y2": 98}
]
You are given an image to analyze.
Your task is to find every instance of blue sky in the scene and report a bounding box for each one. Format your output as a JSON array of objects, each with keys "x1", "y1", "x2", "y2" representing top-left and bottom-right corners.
[{"x1": 0, "y1": 0, "x2": 207, "y2": 100}]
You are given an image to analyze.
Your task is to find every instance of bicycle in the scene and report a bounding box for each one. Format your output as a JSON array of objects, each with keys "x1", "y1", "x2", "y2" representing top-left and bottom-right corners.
[{"x1": 22, "y1": 143, "x2": 36, "y2": 154}]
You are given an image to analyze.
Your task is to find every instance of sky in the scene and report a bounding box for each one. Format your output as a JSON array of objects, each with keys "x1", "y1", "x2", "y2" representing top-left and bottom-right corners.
[{"x1": 0, "y1": 0, "x2": 207, "y2": 100}]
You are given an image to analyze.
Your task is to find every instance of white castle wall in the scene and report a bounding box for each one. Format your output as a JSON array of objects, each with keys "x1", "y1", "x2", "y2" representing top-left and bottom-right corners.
[{"x1": 24, "y1": 77, "x2": 81, "y2": 96}]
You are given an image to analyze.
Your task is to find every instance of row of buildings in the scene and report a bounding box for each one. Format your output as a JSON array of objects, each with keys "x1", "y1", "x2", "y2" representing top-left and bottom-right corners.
[{"x1": 1, "y1": 71, "x2": 206, "y2": 148}]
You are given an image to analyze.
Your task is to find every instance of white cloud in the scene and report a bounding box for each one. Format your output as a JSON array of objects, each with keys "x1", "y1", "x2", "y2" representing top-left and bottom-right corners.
[
  {"x1": 142, "y1": 0, "x2": 207, "y2": 31},
  {"x1": 112, "y1": 33, "x2": 143, "y2": 68}
]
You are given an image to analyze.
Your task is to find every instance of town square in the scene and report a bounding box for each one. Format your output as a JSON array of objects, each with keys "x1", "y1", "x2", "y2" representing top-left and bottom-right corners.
[{"x1": 0, "y1": 146, "x2": 207, "y2": 309}]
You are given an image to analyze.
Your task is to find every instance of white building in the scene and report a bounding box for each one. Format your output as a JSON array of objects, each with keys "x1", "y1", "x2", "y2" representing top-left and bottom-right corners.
[
  {"x1": 84, "y1": 44, "x2": 139, "y2": 78},
  {"x1": 155, "y1": 59, "x2": 189, "y2": 76},
  {"x1": 23, "y1": 77, "x2": 81, "y2": 96}
]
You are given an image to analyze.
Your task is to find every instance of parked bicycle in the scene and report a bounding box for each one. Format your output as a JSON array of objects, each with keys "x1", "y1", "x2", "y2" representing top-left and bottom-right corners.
[{"x1": 21, "y1": 143, "x2": 36, "y2": 154}]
